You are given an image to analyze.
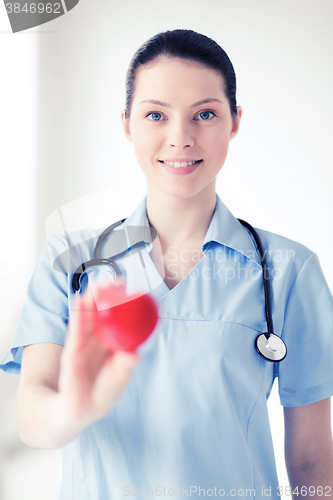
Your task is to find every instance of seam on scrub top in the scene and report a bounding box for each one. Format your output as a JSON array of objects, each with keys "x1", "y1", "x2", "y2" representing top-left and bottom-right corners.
[
  {"x1": 71, "y1": 444, "x2": 74, "y2": 500},
  {"x1": 245, "y1": 363, "x2": 266, "y2": 498},
  {"x1": 280, "y1": 377, "x2": 333, "y2": 408},
  {"x1": 12, "y1": 337, "x2": 66, "y2": 349},
  {"x1": 245, "y1": 355, "x2": 266, "y2": 442},
  {"x1": 157, "y1": 317, "x2": 262, "y2": 333},
  {"x1": 246, "y1": 362, "x2": 266, "y2": 498}
]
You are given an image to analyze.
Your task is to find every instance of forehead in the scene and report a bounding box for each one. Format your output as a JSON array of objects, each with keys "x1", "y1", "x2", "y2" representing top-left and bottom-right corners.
[{"x1": 132, "y1": 57, "x2": 226, "y2": 102}]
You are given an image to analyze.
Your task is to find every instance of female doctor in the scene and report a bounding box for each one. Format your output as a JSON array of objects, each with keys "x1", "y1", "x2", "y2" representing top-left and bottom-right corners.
[{"x1": 2, "y1": 29, "x2": 333, "y2": 499}]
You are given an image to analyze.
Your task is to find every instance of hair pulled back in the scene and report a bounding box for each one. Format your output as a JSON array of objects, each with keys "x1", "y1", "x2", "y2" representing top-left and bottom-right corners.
[{"x1": 125, "y1": 29, "x2": 238, "y2": 119}]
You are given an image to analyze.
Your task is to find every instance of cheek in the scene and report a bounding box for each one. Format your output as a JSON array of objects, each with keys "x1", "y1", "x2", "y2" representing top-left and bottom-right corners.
[
  {"x1": 204, "y1": 128, "x2": 230, "y2": 159},
  {"x1": 131, "y1": 129, "x2": 148, "y2": 156},
  {"x1": 132, "y1": 127, "x2": 161, "y2": 161},
  {"x1": 131, "y1": 134, "x2": 154, "y2": 172}
]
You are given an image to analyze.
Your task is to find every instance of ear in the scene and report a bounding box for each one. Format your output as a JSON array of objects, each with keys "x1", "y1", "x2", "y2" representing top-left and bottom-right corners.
[
  {"x1": 230, "y1": 106, "x2": 242, "y2": 140},
  {"x1": 121, "y1": 109, "x2": 133, "y2": 142}
]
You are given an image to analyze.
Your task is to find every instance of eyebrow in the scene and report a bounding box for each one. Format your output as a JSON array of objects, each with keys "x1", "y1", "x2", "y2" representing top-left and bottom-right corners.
[{"x1": 139, "y1": 98, "x2": 223, "y2": 108}]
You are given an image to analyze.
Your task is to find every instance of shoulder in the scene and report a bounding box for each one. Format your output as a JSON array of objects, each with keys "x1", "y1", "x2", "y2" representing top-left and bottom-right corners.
[
  {"x1": 255, "y1": 227, "x2": 313, "y2": 262},
  {"x1": 255, "y1": 228, "x2": 333, "y2": 328},
  {"x1": 45, "y1": 228, "x2": 104, "y2": 275},
  {"x1": 255, "y1": 227, "x2": 315, "y2": 280},
  {"x1": 46, "y1": 227, "x2": 103, "y2": 250}
]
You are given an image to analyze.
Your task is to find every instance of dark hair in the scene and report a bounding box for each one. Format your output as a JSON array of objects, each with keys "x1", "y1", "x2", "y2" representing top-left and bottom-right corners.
[{"x1": 125, "y1": 29, "x2": 238, "y2": 119}]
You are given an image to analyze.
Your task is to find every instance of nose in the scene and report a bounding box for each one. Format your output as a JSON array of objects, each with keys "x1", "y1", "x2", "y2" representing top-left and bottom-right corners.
[{"x1": 168, "y1": 118, "x2": 195, "y2": 149}]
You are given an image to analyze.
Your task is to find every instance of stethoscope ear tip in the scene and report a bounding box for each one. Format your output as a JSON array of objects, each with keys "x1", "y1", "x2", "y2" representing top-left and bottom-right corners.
[{"x1": 255, "y1": 333, "x2": 287, "y2": 363}]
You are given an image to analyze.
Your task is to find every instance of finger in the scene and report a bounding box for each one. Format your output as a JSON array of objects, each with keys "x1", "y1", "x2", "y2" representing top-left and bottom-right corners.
[
  {"x1": 67, "y1": 295, "x2": 95, "y2": 356},
  {"x1": 81, "y1": 284, "x2": 97, "y2": 312},
  {"x1": 69, "y1": 292, "x2": 117, "y2": 365}
]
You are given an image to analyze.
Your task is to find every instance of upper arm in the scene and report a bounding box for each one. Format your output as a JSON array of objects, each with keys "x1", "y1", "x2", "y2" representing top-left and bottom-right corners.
[
  {"x1": 277, "y1": 254, "x2": 333, "y2": 408},
  {"x1": 284, "y1": 398, "x2": 333, "y2": 470},
  {"x1": 19, "y1": 343, "x2": 64, "y2": 394}
]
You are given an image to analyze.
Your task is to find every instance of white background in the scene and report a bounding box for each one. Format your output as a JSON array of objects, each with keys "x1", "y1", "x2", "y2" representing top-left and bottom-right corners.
[{"x1": 0, "y1": 0, "x2": 332, "y2": 498}]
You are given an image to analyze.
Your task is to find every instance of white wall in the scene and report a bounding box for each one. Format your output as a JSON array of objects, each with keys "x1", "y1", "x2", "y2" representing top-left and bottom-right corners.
[
  {"x1": 0, "y1": 3, "x2": 38, "y2": 355},
  {"x1": 35, "y1": 0, "x2": 333, "y2": 285},
  {"x1": 0, "y1": 5, "x2": 40, "y2": 499},
  {"x1": 0, "y1": 0, "x2": 332, "y2": 498}
]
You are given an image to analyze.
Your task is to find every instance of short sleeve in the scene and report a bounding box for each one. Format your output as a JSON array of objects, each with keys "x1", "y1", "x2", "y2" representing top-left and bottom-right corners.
[
  {"x1": 277, "y1": 253, "x2": 333, "y2": 407},
  {"x1": 0, "y1": 235, "x2": 70, "y2": 374}
]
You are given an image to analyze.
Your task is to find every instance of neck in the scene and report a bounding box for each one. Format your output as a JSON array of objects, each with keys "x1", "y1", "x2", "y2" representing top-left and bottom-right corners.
[{"x1": 145, "y1": 182, "x2": 217, "y2": 248}]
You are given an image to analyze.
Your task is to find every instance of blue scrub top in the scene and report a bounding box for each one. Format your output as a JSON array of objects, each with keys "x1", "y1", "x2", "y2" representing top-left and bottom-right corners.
[{"x1": 2, "y1": 194, "x2": 333, "y2": 500}]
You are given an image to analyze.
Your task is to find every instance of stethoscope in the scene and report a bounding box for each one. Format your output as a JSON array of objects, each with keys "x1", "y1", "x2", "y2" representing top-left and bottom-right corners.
[{"x1": 72, "y1": 218, "x2": 287, "y2": 363}]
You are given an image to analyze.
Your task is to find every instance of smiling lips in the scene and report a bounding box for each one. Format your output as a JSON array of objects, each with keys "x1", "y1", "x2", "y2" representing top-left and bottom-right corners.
[
  {"x1": 158, "y1": 158, "x2": 203, "y2": 176},
  {"x1": 159, "y1": 159, "x2": 202, "y2": 168}
]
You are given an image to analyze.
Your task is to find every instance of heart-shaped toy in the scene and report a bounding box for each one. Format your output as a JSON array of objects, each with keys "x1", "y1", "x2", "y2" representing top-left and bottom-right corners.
[{"x1": 89, "y1": 283, "x2": 159, "y2": 352}]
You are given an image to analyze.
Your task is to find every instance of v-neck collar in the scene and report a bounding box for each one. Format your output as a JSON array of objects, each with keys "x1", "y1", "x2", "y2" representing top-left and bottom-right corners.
[{"x1": 122, "y1": 195, "x2": 261, "y2": 267}]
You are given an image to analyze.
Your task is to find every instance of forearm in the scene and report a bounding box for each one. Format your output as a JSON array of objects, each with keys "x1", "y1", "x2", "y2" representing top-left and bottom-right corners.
[
  {"x1": 17, "y1": 384, "x2": 93, "y2": 449},
  {"x1": 284, "y1": 400, "x2": 333, "y2": 500},
  {"x1": 287, "y1": 456, "x2": 333, "y2": 500},
  {"x1": 17, "y1": 330, "x2": 137, "y2": 449}
]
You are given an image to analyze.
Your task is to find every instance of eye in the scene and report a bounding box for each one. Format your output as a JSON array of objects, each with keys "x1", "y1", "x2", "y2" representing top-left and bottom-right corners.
[
  {"x1": 195, "y1": 111, "x2": 216, "y2": 121},
  {"x1": 146, "y1": 112, "x2": 165, "y2": 121}
]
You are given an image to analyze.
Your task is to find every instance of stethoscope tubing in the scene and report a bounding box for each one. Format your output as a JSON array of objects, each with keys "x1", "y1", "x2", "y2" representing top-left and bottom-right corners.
[
  {"x1": 71, "y1": 216, "x2": 287, "y2": 362},
  {"x1": 238, "y1": 219, "x2": 274, "y2": 338}
]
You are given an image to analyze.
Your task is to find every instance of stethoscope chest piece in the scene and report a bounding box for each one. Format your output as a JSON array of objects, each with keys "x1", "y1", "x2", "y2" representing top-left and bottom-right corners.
[{"x1": 255, "y1": 333, "x2": 287, "y2": 362}]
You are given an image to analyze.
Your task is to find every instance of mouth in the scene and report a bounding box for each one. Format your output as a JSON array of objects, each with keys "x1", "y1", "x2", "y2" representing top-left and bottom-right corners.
[{"x1": 158, "y1": 160, "x2": 203, "y2": 168}]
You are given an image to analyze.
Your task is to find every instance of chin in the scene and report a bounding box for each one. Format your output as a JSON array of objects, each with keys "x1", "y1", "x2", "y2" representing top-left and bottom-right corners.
[
  {"x1": 146, "y1": 174, "x2": 216, "y2": 200},
  {"x1": 159, "y1": 185, "x2": 212, "y2": 201}
]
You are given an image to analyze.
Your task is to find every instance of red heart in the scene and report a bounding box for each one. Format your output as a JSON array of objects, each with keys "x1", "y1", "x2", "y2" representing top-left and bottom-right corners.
[{"x1": 89, "y1": 283, "x2": 159, "y2": 352}]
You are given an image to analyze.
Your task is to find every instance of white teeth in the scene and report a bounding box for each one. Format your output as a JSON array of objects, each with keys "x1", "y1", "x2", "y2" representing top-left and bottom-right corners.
[{"x1": 163, "y1": 160, "x2": 200, "y2": 167}]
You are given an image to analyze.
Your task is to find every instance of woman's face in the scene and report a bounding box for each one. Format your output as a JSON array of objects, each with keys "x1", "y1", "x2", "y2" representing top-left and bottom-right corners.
[{"x1": 122, "y1": 57, "x2": 241, "y2": 201}]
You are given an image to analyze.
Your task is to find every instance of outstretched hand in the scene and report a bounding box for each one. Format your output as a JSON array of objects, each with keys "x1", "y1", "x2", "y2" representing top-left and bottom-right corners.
[{"x1": 58, "y1": 285, "x2": 139, "y2": 425}]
